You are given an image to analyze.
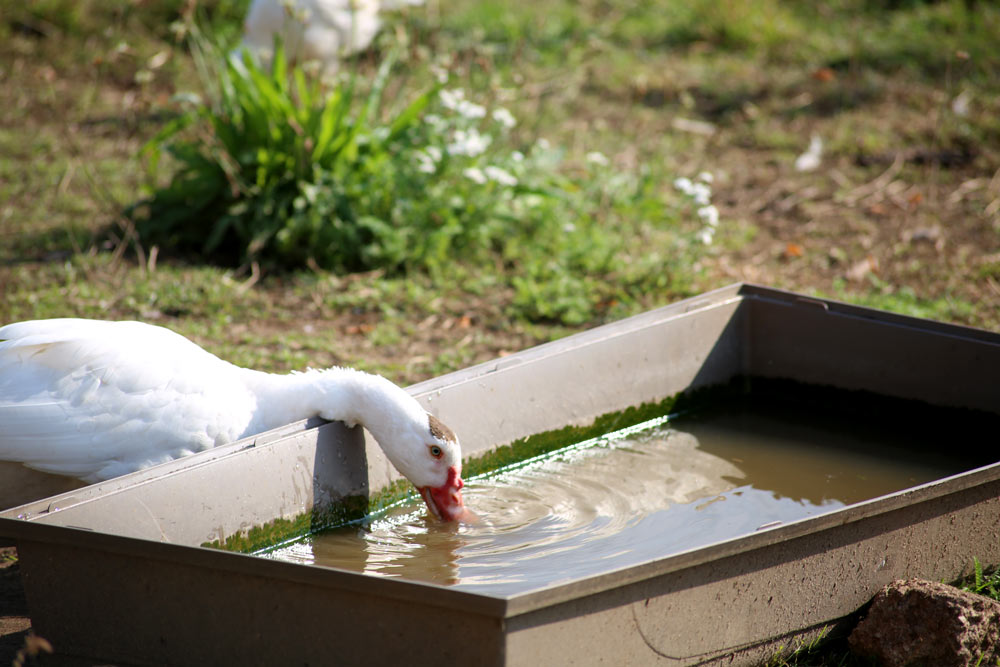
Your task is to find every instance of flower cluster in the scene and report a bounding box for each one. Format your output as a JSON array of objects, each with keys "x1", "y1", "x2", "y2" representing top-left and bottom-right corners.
[
  {"x1": 674, "y1": 172, "x2": 720, "y2": 245},
  {"x1": 447, "y1": 128, "x2": 492, "y2": 157},
  {"x1": 463, "y1": 165, "x2": 518, "y2": 186},
  {"x1": 439, "y1": 88, "x2": 487, "y2": 119},
  {"x1": 409, "y1": 87, "x2": 527, "y2": 188}
]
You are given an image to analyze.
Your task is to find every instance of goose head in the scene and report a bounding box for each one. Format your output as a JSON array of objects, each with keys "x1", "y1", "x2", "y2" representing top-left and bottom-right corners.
[
  {"x1": 410, "y1": 414, "x2": 466, "y2": 523},
  {"x1": 269, "y1": 368, "x2": 468, "y2": 521},
  {"x1": 375, "y1": 411, "x2": 466, "y2": 522},
  {"x1": 341, "y1": 376, "x2": 466, "y2": 522}
]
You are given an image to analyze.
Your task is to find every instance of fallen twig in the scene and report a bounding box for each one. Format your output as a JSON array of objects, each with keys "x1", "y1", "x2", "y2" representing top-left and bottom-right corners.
[{"x1": 843, "y1": 153, "x2": 904, "y2": 206}]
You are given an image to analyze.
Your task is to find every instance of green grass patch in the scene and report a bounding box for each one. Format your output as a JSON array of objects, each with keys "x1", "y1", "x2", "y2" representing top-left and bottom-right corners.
[
  {"x1": 826, "y1": 277, "x2": 978, "y2": 324},
  {"x1": 5, "y1": 0, "x2": 999, "y2": 334},
  {"x1": 122, "y1": 15, "x2": 702, "y2": 325},
  {"x1": 959, "y1": 557, "x2": 1000, "y2": 601}
]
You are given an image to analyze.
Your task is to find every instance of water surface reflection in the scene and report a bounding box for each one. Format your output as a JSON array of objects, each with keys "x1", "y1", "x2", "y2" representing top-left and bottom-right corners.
[{"x1": 264, "y1": 405, "x2": 976, "y2": 595}]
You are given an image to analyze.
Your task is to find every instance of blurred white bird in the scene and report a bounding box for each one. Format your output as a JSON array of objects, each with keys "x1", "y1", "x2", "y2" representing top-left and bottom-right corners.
[
  {"x1": 794, "y1": 135, "x2": 823, "y2": 172},
  {"x1": 241, "y1": 0, "x2": 382, "y2": 73},
  {"x1": 0, "y1": 318, "x2": 467, "y2": 521}
]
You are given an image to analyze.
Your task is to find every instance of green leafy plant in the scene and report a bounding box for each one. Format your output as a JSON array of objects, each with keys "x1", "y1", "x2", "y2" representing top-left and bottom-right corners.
[
  {"x1": 961, "y1": 557, "x2": 1000, "y2": 600},
  {"x1": 131, "y1": 23, "x2": 695, "y2": 323},
  {"x1": 133, "y1": 25, "x2": 591, "y2": 276},
  {"x1": 134, "y1": 27, "x2": 439, "y2": 271}
]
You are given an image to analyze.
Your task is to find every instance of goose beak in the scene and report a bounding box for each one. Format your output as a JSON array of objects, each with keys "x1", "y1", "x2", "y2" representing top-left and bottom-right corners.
[{"x1": 419, "y1": 465, "x2": 467, "y2": 522}]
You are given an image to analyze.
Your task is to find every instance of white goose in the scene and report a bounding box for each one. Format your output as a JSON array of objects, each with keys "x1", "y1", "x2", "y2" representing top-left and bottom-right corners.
[
  {"x1": 0, "y1": 318, "x2": 466, "y2": 521},
  {"x1": 241, "y1": 0, "x2": 382, "y2": 73}
]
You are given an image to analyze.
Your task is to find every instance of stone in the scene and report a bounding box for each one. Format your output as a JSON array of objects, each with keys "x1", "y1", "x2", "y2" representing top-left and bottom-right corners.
[{"x1": 849, "y1": 578, "x2": 1000, "y2": 667}]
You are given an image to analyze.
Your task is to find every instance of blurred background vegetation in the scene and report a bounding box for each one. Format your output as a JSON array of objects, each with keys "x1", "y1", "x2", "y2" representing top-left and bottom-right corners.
[{"x1": 1, "y1": 0, "x2": 998, "y2": 383}]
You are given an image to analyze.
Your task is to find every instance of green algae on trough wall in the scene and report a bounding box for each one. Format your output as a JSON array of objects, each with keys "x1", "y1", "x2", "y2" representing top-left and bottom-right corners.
[
  {"x1": 203, "y1": 374, "x2": 1000, "y2": 554},
  {"x1": 203, "y1": 494, "x2": 371, "y2": 553},
  {"x1": 202, "y1": 380, "x2": 743, "y2": 553},
  {"x1": 461, "y1": 379, "x2": 737, "y2": 479}
]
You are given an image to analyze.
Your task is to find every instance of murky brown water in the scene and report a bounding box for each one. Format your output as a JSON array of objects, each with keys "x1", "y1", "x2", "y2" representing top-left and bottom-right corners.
[{"x1": 262, "y1": 403, "x2": 986, "y2": 595}]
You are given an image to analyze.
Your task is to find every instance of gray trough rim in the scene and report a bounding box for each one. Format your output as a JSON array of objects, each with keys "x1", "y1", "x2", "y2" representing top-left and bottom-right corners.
[
  {"x1": 4, "y1": 457, "x2": 999, "y2": 622},
  {"x1": 2, "y1": 281, "x2": 999, "y2": 621}
]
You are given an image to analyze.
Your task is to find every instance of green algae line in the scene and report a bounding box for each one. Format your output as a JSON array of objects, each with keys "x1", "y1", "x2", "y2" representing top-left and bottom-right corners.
[
  {"x1": 203, "y1": 374, "x2": 1000, "y2": 554},
  {"x1": 202, "y1": 380, "x2": 741, "y2": 553}
]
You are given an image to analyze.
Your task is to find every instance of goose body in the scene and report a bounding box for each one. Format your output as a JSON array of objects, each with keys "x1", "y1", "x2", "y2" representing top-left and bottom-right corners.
[
  {"x1": 0, "y1": 318, "x2": 465, "y2": 520},
  {"x1": 241, "y1": 0, "x2": 382, "y2": 72}
]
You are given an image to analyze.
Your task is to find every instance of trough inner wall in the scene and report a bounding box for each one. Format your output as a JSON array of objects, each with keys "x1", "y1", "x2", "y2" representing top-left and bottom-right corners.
[
  {"x1": 744, "y1": 293, "x2": 1000, "y2": 411},
  {"x1": 502, "y1": 475, "x2": 1000, "y2": 666}
]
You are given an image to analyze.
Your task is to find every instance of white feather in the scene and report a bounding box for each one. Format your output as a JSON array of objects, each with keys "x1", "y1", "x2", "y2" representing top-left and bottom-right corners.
[
  {"x1": 794, "y1": 135, "x2": 823, "y2": 173},
  {"x1": 241, "y1": 0, "x2": 382, "y2": 72},
  {"x1": 0, "y1": 319, "x2": 256, "y2": 482},
  {"x1": 0, "y1": 319, "x2": 463, "y2": 502}
]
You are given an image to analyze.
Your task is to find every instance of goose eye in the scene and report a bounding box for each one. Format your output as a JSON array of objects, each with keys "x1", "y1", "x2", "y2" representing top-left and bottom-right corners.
[{"x1": 429, "y1": 445, "x2": 443, "y2": 459}]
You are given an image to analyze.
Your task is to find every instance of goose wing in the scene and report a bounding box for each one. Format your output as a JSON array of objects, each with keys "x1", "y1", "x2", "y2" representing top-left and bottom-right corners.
[{"x1": 0, "y1": 319, "x2": 256, "y2": 482}]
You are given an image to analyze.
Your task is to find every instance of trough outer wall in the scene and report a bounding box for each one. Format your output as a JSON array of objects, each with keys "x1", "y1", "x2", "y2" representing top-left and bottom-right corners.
[
  {"x1": 501, "y1": 476, "x2": 1000, "y2": 666},
  {"x1": 16, "y1": 536, "x2": 507, "y2": 667}
]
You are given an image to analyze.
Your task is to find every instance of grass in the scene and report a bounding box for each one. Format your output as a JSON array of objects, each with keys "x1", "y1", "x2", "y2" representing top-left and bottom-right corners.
[
  {"x1": 960, "y1": 557, "x2": 1000, "y2": 600},
  {"x1": 3, "y1": 0, "x2": 998, "y2": 372},
  {"x1": 825, "y1": 275, "x2": 979, "y2": 323},
  {"x1": 759, "y1": 557, "x2": 1000, "y2": 666},
  {"x1": 765, "y1": 627, "x2": 868, "y2": 667}
]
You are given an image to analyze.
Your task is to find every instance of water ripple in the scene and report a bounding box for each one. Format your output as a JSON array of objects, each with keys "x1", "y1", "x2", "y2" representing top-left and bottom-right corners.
[{"x1": 264, "y1": 410, "x2": 954, "y2": 596}]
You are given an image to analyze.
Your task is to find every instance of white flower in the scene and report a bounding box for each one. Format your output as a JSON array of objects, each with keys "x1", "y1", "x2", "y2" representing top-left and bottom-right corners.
[
  {"x1": 690, "y1": 182, "x2": 712, "y2": 206},
  {"x1": 430, "y1": 64, "x2": 449, "y2": 84},
  {"x1": 697, "y1": 227, "x2": 715, "y2": 245},
  {"x1": 425, "y1": 146, "x2": 442, "y2": 162},
  {"x1": 697, "y1": 171, "x2": 714, "y2": 183},
  {"x1": 492, "y1": 108, "x2": 516, "y2": 129},
  {"x1": 511, "y1": 151, "x2": 524, "y2": 162},
  {"x1": 586, "y1": 151, "x2": 609, "y2": 166},
  {"x1": 439, "y1": 88, "x2": 465, "y2": 111},
  {"x1": 484, "y1": 166, "x2": 517, "y2": 186},
  {"x1": 697, "y1": 205, "x2": 720, "y2": 227},
  {"x1": 463, "y1": 167, "x2": 487, "y2": 184},
  {"x1": 414, "y1": 151, "x2": 437, "y2": 174},
  {"x1": 675, "y1": 176, "x2": 712, "y2": 204},
  {"x1": 536, "y1": 138, "x2": 551, "y2": 151},
  {"x1": 447, "y1": 128, "x2": 491, "y2": 157},
  {"x1": 456, "y1": 99, "x2": 487, "y2": 119},
  {"x1": 563, "y1": 222, "x2": 577, "y2": 233},
  {"x1": 440, "y1": 88, "x2": 486, "y2": 119},
  {"x1": 423, "y1": 114, "x2": 446, "y2": 131}
]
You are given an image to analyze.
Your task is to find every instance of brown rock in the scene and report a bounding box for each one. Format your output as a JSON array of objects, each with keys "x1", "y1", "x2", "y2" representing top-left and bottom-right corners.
[{"x1": 849, "y1": 578, "x2": 1000, "y2": 667}]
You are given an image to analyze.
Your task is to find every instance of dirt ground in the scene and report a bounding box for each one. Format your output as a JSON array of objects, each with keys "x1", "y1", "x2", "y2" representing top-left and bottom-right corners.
[{"x1": 0, "y1": 547, "x2": 32, "y2": 666}]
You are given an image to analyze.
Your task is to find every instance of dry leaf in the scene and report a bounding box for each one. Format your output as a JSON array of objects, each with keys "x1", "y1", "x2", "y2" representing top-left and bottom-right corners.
[
  {"x1": 812, "y1": 67, "x2": 836, "y2": 82},
  {"x1": 783, "y1": 242, "x2": 805, "y2": 259},
  {"x1": 846, "y1": 255, "x2": 879, "y2": 282},
  {"x1": 672, "y1": 117, "x2": 717, "y2": 136}
]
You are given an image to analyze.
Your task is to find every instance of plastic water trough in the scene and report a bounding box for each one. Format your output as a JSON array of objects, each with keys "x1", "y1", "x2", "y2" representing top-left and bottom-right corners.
[{"x1": 2, "y1": 283, "x2": 999, "y2": 666}]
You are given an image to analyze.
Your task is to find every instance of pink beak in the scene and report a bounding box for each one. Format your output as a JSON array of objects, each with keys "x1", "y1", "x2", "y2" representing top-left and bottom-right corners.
[{"x1": 419, "y1": 466, "x2": 466, "y2": 522}]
